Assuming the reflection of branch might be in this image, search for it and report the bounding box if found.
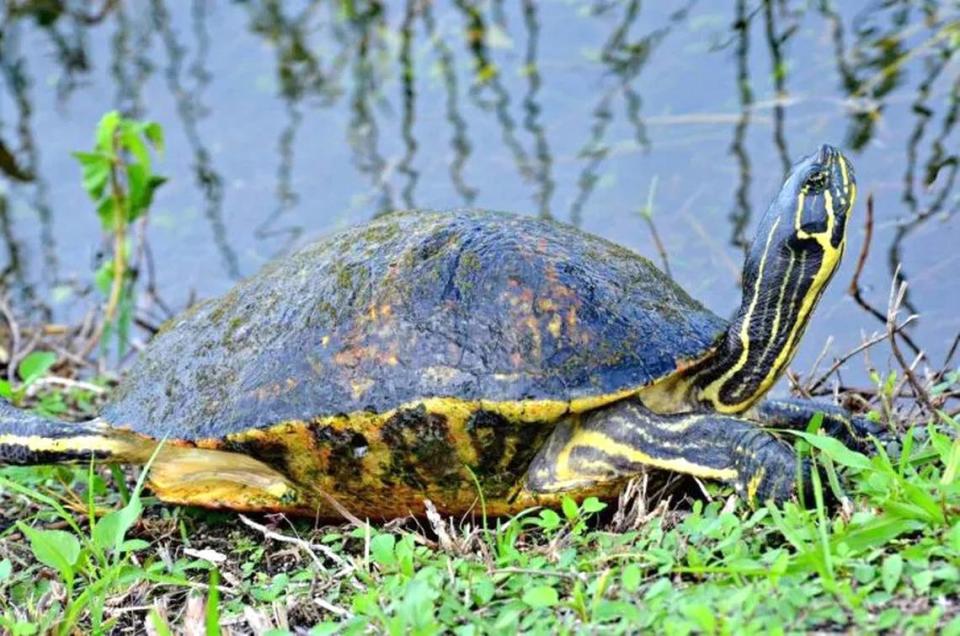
[520,0,554,220]
[0,138,33,181]
[152,0,240,279]
[421,3,476,205]
[397,0,419,209]
[569,0,663,226]
[761,0,793,175]
[255,100,304,247]
[0,195,23,289]
[728,0,753,257]
[346,6,394,215]
[455,0,534,192]
[0,19,59,284]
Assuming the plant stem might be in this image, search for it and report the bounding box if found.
[104,154,127,324]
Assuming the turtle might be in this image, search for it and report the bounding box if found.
[0,144,884,519]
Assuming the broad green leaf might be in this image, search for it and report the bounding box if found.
[561,496,579,520]
[72,151,111,199]
[94,261,113,295]
[126,162,148,220]
[941,438,960,485]
[537,509,561,530]
[522,585,558,608]
[0,380,12,399]
[833,516,920,555]
[621,563,641,592]
[93,496,143,555]
[0,559,11,581]
[120,539,150,553]
[882,554,903,593]
[97,197,119,231]
[370,533,396,568]
[142,122,165,153]
[791,431,873,470]
[121,124,151,171]
[96,111,120,153]
[17,351,56,385]
[581,497,607,514]
[471,577,495,605]
[18,523,80,584]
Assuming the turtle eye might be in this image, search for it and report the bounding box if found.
[803,170,829,194]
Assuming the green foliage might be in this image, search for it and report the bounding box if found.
[72,111,166,360]
[0,350,56,405]
[3,400,959,632]
[0,445,191,635]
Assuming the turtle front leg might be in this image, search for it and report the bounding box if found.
[525,398,807,504]
[751,398,894,455]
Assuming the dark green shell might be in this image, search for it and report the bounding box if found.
[103,210,727,439]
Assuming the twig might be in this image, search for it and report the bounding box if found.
[639,175,672,278]
[238,514,348,569]
[26,376,108,395]
[309,487,366,528]
[943,331,960,369]
[849,194,922,356]
[314,597,352,618]
[807,318,917,394]
[885,272,936,418]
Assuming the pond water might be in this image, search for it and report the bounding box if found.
[0,1,958,389]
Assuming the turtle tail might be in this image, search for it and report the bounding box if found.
[0,398,151,466]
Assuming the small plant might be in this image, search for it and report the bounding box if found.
[73,111,166,360]
[0,350,57,406]
[0,447,188,635]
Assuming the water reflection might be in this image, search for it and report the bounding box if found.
[0,0,957,380]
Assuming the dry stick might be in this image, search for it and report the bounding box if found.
[643,214,672,279]
[238,514,349,570]
[885,273,938,419]
[802,335,835,391]
[943,331,960,369]
[807,318,917,394]
[848,193,923,357]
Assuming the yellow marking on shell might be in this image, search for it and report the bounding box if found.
[351,378,375,400]
[547,429,738,489]
[698,215,782,413]
[547,314,563,338]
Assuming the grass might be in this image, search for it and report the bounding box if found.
[0,373,959,634]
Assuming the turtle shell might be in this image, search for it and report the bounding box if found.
[103,210,727,440]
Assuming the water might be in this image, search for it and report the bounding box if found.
[0,1,958,390]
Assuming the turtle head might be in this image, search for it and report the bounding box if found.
[767,143,856,264]
[690,145,856,413]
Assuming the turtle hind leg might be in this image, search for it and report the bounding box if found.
[147,446,306,513]
[524,398,803,504]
